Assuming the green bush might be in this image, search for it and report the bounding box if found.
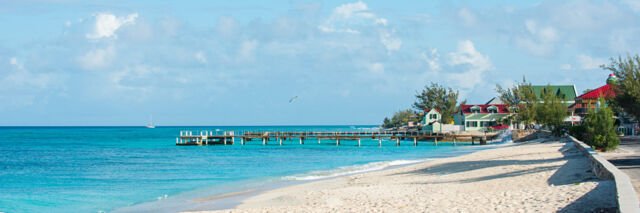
[583,98,620,151]
[567,125,587,141]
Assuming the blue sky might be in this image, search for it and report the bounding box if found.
[1,0,639,126]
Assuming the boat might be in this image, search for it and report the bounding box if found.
[146,115,155,128]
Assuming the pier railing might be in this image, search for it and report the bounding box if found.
[176,130,501,146]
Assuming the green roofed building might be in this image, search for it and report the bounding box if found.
[527,85,577,107]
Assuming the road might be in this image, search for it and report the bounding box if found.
[600,136,640,201]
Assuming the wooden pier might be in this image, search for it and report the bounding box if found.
[176,130,501,146]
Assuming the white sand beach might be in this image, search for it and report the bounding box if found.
[194,138,617,212]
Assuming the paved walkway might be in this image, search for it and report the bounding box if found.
[600,136,640,201]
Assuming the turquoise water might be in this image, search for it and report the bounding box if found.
[0,126,497,212]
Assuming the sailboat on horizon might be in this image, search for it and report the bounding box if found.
[145,115,155,128]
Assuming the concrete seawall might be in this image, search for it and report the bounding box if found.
[568,135,640,212]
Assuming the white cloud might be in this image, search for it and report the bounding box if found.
[380,31,402,53]
[577,54,607,70]
[560,64,572,70]
[420,48,440,71]
[375,18,388,26]
[216,16,237,37]
[9,57,24,70]
[447,40,493,90]
[623,0,640,12]
[458,8,476,26]
[195,51,207,64]
[318,1,375,34]
[333,1,373,20]
[238,40,258,62]
[515,20,559,56]
[318,1,402,54]
[366,62,384,75]
[0,57,64,107]
[77,46,116,70]
[86,13,138,39]
[317,25,360,34]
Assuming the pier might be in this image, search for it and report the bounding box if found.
[176,130,500,146]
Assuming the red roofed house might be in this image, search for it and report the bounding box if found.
[571,74,617,117]
[454,104,511,132]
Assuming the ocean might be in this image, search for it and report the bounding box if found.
[0,126,505,212]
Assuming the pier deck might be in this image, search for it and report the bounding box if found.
[176,130,501,146]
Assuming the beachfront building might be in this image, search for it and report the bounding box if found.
[422,109,441,125]
[421,109,444,133]
[454,104,510,132]
[571,74,617,117]
[529,85,578,107]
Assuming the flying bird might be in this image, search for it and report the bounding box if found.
[289,96,298,103]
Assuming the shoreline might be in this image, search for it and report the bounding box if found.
[190,137,617,212]
[115,132,511,213]
[168,134,510,212]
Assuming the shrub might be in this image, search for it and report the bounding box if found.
[567,125,587,141]
[583,98,620,151]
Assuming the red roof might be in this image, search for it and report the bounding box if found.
[458,104,510,114]
[425,109,440,112]
[578,84,615,99]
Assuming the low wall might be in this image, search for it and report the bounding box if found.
[568,135,640,212]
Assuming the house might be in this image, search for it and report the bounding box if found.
[423,108,441,125]
[571,74,616,116]
[454,104,510,132]
[421,109,441,133]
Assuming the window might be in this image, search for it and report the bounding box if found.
[487,106,498,113]
[470,106,481,113]
[466,121,478,127]
[430,114,437,119]
[480,121,493,127]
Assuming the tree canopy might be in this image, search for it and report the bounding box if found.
[601,55,640,120]
[536,85,568,135]
[382,109,419,128]
[413,82,461,124]
[495,77,537,125]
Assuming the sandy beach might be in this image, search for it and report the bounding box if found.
[193,138,617,212]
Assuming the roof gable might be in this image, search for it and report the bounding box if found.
[578,84,615,99]
[424,108,440,113]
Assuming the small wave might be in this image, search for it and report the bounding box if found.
[282,159,427,181]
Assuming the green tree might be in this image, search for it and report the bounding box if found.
[413,82,461,124]
[535,85,567,136]
[601,55,640,119]
[495,77,537,126]
[382,109,419,128]
[583,98,620,151]
[382,117,392,128]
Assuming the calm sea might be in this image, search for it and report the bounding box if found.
[0,126,505,212]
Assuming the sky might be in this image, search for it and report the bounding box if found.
[1,0,639,126]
